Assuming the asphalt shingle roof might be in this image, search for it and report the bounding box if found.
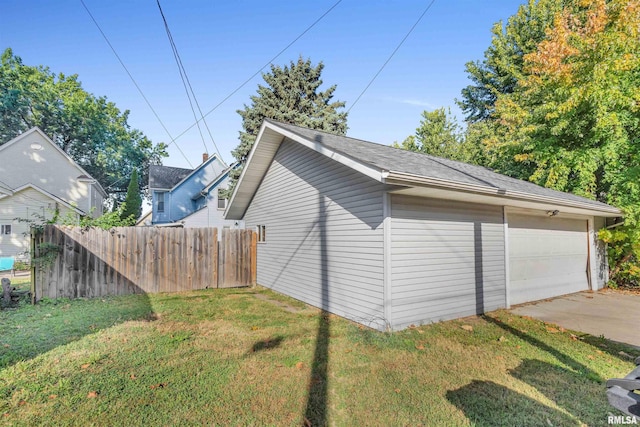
[149,165,193,190]
[269,120,614,210]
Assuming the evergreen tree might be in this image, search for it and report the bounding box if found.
[394,108,485,166]
[229,57,348,191]
[120,169,141,223]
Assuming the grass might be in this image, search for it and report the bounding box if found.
[0,285,637,426]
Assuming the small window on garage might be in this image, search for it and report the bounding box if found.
[1,225,11,235]
[256,225,266,242]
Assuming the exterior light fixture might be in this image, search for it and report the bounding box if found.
[547,210,560,217]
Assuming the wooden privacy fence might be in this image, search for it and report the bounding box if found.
[32,225,257,301]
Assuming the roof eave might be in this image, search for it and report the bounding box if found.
[225,121,386,220]
[385,171,622,217]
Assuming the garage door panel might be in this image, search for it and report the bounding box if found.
[509,213,589,305]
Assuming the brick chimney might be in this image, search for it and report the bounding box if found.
[202,153,209,163]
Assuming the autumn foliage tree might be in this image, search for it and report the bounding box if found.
[487,0,640,286]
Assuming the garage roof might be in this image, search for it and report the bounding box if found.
[226,120,622,219]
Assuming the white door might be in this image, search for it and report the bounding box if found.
[509,213,589,305]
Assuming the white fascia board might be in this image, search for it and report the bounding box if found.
[385,171,621,217]
[225,122,280,220]
[225,121,388,220]
[266,122,385,183]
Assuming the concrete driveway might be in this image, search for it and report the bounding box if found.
[511,290,640,349]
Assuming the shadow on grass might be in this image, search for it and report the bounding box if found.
[511,358,616,425]
[304,311,330,426]
[482,315,602,382]
[303,192,331,426]
[250,335,284,353]
[0,293,154,370]
[447,380,575,427]
[579,334,640,363]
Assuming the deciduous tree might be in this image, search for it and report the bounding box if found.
[0,48,167,204]
[490,0,640,285]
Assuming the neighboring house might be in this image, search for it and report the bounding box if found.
[226,119,622,331]
[0,127,106,258]
[149,153,242,229]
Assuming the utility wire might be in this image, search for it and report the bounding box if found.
[79,0,194,168]
[168,0,343,146]
[156,0,212,157]
[347,0,437,113]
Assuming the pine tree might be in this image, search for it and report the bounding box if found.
[120,169,141,223]
[229,57,348,191]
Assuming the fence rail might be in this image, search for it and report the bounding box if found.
[32,225,256,301]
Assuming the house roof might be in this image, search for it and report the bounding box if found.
[149,165,193,190]
[226,120,621,220]
[0,127,108,197]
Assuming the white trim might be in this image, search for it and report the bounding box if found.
[504,206,595,221]
[225,123,279,219]
[382,192,392,330]
[386,171,621,216]
[9,184,85,215]
[169,154,226,192]
[587,217,598,290]
[503,206,511,309]
[267,122,384,183]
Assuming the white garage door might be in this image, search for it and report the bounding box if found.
[509,213,589,305]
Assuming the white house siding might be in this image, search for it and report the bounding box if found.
[0,188,76,258]
[0,131,94,213]
[182,187,244,231]
[390,195,506,329]
[243,139,387,329]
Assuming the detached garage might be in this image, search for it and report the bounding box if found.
[226,120,621,331]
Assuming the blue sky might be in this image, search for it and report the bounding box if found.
[1,1,524,169]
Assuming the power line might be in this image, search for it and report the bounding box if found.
[156,0,211,157]
[347,0,437,113]
[168,0,344,146]
[79,0,194,168]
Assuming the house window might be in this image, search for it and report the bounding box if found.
[256,225,266,242]
[217,189,227,210]
[157,192,165,213]
[1,225,11,235]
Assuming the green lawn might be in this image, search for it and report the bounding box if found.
[0,286,636,426]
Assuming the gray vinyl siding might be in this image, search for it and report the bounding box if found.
[244,139,387,329]
[390,195,506,329]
